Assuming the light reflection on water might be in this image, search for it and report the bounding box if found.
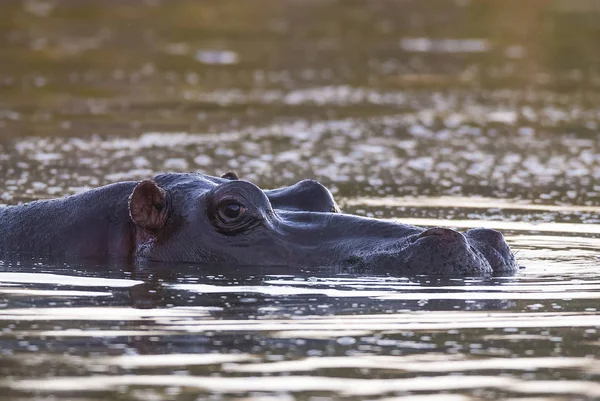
[1,0,600,400]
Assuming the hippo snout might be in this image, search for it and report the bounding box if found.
[465,228,516,273]
[395,226,517,275]
[399,226,490,275]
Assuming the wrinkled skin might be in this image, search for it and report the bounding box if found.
[0,172,518,276]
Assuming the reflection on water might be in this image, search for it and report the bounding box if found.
[0,258,599,400]
[1,0,600,400]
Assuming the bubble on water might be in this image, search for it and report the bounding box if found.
[400,37,490,53]
[32,153,61,162]
[30,182,47,191]
[163,158,188,171]
[505,45,526,59]
[195,50,239,65]
[406,157,434,172]
[488,111,517,124]
[193,155,212,166]
[336,337,356,345]
[132,157,150,168]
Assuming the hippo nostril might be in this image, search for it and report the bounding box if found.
[417,227,466,243]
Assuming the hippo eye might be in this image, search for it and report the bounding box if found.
[217,201,246,222]
[209,183,264,235]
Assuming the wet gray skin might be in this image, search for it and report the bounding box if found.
[0,172,516,276]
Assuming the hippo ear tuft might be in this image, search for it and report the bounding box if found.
[129,180,169,230]
[221,171,239,180]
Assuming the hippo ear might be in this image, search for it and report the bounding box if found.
[221,171,239,180]
[128,180,169,230]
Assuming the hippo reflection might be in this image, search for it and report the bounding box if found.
[0,172,517,275]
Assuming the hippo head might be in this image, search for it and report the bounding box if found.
[127,173,517,276]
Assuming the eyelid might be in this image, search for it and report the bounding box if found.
[214,192,246,204]
[217,198,246,211]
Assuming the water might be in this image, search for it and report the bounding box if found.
[1,1,599,400]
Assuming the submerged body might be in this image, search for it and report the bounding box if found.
[0,172,517,275]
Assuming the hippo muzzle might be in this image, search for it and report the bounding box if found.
[263,211,517,275]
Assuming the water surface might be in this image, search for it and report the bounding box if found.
[0,1,599,400]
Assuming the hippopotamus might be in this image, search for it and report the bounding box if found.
[0,172,517,275]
